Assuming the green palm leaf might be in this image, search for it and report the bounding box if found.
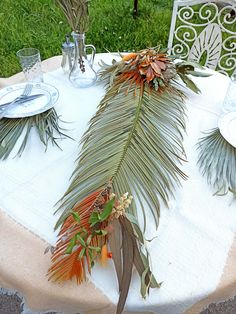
[55,61,187,229]
[197,128,236,196]
[0,108,70,159]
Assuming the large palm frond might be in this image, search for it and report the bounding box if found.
[50,49,205,314]
[55,71,187,229]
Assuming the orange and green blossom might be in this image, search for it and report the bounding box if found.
[121,48,171,85]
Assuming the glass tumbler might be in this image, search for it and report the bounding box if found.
[16,48,43,82]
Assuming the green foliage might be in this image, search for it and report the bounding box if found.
[71,211,81,223]
[176,60,212,94]
[0,0,173,77]
[0,108,70,159]
[65,230,102,257]
[65,234,77,253]
[89,198,115,227]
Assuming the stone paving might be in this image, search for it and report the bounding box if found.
[1,291,236,314]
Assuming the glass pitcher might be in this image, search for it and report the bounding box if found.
[69,32,97,88]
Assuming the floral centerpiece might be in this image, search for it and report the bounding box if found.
[48,47,208,313]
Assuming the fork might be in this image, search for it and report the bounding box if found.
[0,84,33,119]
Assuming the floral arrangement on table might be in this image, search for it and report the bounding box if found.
[47,46,209,314]
[51,1,236,313]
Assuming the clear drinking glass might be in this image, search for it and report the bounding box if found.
[16,48,43,82]
[223,74,236,112]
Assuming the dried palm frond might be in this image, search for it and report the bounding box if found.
[0,108,70,159]
[49,189,160,314]
[50,48,204,314]
[56,0,89,33]
[197,128,236,196]
[48,188,110,283]
[55,49,188,229]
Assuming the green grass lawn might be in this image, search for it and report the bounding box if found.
[0,0,173,77]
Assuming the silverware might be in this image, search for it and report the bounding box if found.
[0,94,44,109]
[0,84,33,119]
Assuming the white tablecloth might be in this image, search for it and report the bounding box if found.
[0,53,235,314]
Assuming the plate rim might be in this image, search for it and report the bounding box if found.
[0,82,59,118]
[218,111,236,148]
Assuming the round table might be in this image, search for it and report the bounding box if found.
[0,53,236,314]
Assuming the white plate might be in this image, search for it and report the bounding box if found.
[0,82,59,118]
[218,112,236,148]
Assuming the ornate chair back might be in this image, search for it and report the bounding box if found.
[168,0,236,76]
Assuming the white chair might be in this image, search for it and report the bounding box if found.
[168,0,236,76]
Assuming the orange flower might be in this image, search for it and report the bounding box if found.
[100,244,108,266]
[107,252,113,258]
[122,53,137,62]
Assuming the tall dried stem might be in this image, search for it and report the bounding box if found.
[56,0,89,33]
